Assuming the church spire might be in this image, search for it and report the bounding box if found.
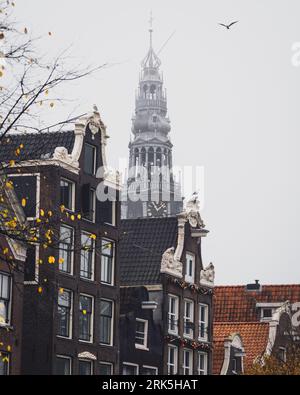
[141,12,161,70]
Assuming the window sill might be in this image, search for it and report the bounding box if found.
[57,335,73,341]
[168,331,179,337]
[198,338,209,343]
[79,339,93,344]
[135,345,149,351]
[100,343,113,348]
[0,323,12,330]
[183,334,194,340]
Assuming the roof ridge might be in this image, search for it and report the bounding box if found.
[215,284,300,288]
[214,321,269,325]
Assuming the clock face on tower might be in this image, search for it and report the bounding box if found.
[147,201,168,218]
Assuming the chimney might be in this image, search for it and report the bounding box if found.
[245,280,261,292]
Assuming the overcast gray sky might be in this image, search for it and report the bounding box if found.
[15,0,300,285]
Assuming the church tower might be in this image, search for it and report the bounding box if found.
[123,23,183,219]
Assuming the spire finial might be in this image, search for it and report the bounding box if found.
[149,11,154,48]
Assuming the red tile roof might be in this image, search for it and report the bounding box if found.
[214,285,300,322]
[213,322,270,374]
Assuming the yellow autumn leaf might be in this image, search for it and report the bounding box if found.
[21,198,27,207]
[48,256,55,264]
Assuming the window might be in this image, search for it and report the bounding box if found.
[167,345,178,375]
[100,299,113,346]
[79,295,93,342]
[101,240,115,285]
[262,308,273,319]
[184,300,194,339]
[168,295,179,335]
[59,225,74,274]
[197,352,208,375]
[99,362,113,375]
[79,360,93,375]
[185,253,195,283]
[57,289,72,338]
[0,273,11,325]
[84,144,96,175]
[83,188,96,222]
[10,175,38,219]
[56,356,72,375]
[135,319,148,350]
[0,352,9,375]
[278,347,287,363]
[123,363,138,375]
[141,366,158,375]
[80,233,95,280]
[199,304,209,341]
[232,358,237,373]
[183,349,193,375]
[60,179,75,211]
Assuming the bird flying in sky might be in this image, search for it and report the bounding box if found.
[219,21,239,30]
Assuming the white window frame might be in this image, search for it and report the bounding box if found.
[184,299,194,339]
[197,352,208,375]
[167,345,178,375]
[104,200,116,227]
[80,232,95,281]
[78,359,93,375]
[101,239,115,286]
[0,272,12,327]
[24,244,40,285]
[99,362,113,375]
[60,178,75,212]
[57,288,73,340]
[183,349,193,375]
[185,252,195,284]
[135,319,149,350]
[142,365,158,375]
[59,224,75,276]
[122,362,139,375]
[56,355,72,375]
[100,299,114,347]
[168,294,179,335]
[79,294,94,344]
[198,303,209,342]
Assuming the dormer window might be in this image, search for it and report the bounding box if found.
[185,253,195,284]
[84,144,96,175]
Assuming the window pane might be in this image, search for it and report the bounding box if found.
[84,144,96,175]
[123,364,138,375]
[80,233,94,280]
[79,295,93,341]
[142,367,157,375]
[60,180,73,210]
[0,274,10,325]
[59,226,73,274]
[135,320,146,346]
[101,240,114,284]
[100,300,113,345]
[79,360,92,375]
[99,363,112,375]
[57,290,71,338]
[56,357,71,375]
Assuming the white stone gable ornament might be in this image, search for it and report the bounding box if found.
[88,105,102,137]
[161,247,183,278]
[200,263,215,288]
[185,192,205,228]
